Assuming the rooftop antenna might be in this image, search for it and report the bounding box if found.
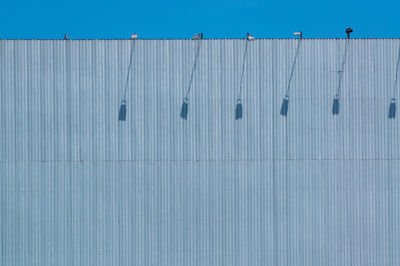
[280,31,302,117]
[332,27,353,115]
[180,33,203,120]
[235,32,255,120]
[118,33,138,121]
[389,46,400,119]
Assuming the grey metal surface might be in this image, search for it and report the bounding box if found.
[0,39,399,265]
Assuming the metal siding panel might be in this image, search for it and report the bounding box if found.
[1,39,400,265]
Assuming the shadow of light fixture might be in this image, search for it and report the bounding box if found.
[180,33,203,120]
[118,100,127,121]
[280,94,289,116]
[235,33,255,120]
[389,98,397,119]
[235,99,243,120]
[280,31,302,117]
[118,34,138,121]
[180,97,189,120]
[332,28,352,116]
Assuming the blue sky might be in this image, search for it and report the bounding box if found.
[1,0,399,39]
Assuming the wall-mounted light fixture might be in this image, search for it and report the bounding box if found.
[293,32,302,39]
[192,33,203,40]
[346,28,353,39]
[247,32,255,41]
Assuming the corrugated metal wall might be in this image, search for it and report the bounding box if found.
[0,39,399,265]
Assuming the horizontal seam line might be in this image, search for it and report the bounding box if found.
[0,158,399,164]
